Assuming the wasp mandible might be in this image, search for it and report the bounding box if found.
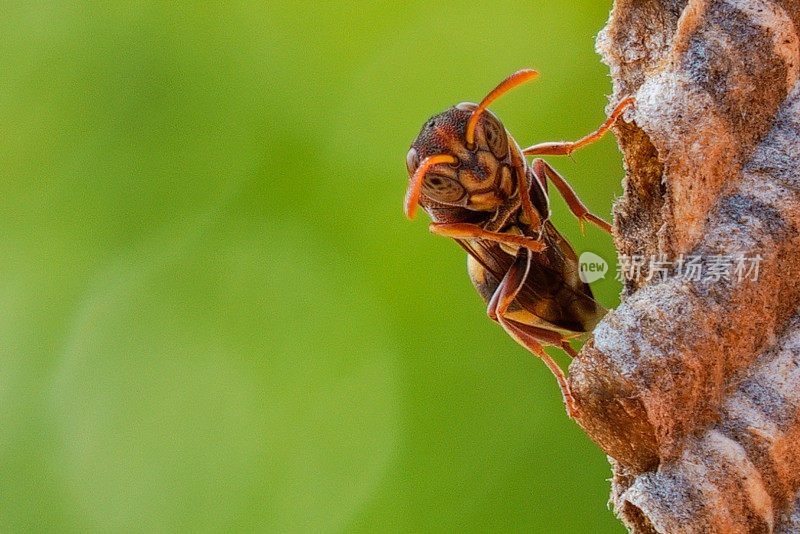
[404,69,633,417]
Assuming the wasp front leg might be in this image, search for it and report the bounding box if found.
[484,250,579,418]
[429,223,546,253]
[530,159,612,234]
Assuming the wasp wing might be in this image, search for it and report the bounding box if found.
[457,221,606,336]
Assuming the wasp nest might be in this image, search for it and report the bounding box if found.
[569,0,800,532]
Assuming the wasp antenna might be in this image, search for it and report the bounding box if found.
[404,154,459,219]
[465,69,539,148]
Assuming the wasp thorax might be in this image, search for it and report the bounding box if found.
[406,105,515,213]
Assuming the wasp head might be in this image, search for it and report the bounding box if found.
[404,69,538,220]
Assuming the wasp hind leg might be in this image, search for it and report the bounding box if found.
[486,251,579,418]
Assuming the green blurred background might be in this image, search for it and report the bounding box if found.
[1,1,627,532]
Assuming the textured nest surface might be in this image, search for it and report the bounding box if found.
[569,1,800,532]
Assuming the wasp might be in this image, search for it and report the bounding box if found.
[404,69,633,417]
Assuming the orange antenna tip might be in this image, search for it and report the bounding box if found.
[465,69,539,148]
[404,154,458,219]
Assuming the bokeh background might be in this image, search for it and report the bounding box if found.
[2,1,627,532]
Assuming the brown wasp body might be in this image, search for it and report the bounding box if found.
[404,70,632,417]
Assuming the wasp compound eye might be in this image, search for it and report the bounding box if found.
[421,173,466,204]
[404,153,459,219]
[406,148,420,175]
[482,114,509,158]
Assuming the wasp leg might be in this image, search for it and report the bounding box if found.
[561,341,579,359]
[429,223,546,253]
[486,251,579,418]
[530,158,612,234]
[509,141,545,231]
[521,97,633,157]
